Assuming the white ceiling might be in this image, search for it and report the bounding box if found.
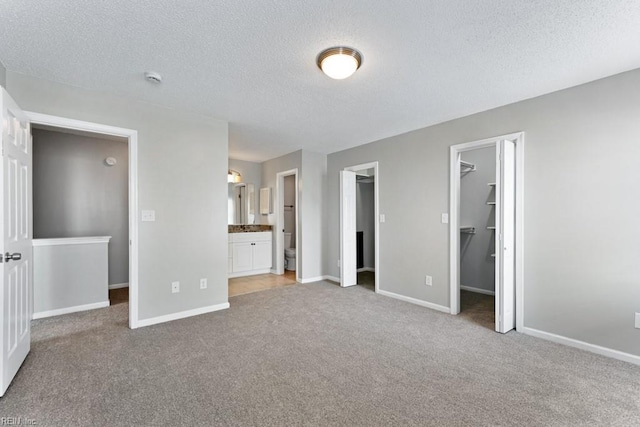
[1,1,639,162]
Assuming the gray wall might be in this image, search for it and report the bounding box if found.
[32,129,129,285]
[228,158,262,224]
[0,60,6,88]
[326,69,640,357]
[300,150,326,280]
[7,71,229,321]
[33,241,109,314]
[460,147,496,293]
[356,182,375,269]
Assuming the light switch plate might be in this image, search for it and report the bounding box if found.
[635,313,640,329]
[441,213,449,224]
[141,210,156,222]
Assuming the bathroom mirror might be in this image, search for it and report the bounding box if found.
[228,183,255,225]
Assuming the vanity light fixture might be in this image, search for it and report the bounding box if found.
[228,169,242,183]
[317,47,362,80]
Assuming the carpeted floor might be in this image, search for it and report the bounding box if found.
[2,281,640,426]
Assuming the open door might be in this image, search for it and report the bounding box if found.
[0,87,32,396]
[495,139,515,333]
[340,170,357,287]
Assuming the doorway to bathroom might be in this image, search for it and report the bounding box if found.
[340,161,379,292]
[275,168,299,282]
[449,133,524,333]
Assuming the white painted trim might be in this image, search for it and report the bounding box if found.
[522,327,640,366]
[228,269,272,279]
[108,282,129,290]
[377,290,450,314]
[460,285,495,296]
[323,275,341,283]
[357,267,375,273]
[33,301,110,319]
[343,161,380,293]
[26,111,140,330]
[270,269,278,275]
[33,236,111,246]
[275,168,299,281]
[298,276,326,284]
[136,302,230,328]
[449,132,524,329]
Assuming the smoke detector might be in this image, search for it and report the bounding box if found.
[144,71,162,84]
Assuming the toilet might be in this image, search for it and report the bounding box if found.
[284,232,296,271]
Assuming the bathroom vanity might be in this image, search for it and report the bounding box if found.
[228,225,273,278]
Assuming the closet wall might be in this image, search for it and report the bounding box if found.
[460,147,496,294]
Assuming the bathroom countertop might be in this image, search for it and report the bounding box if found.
[228,224,273,233]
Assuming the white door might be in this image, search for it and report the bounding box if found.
[495,139,516,333]
[340,170,357,287]
[0,88,32,396]
[252,241,272,270]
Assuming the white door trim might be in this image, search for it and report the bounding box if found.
[449,132,524,331]
[275,168,299,281]
[25,112,140,329]
[342,161,380,293]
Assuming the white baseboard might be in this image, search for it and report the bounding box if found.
[322,275,340,283]
[298,276,326,284]
[357,267,375,273]
[33,300,110,320]
[109,282,129,290]
[136,302,230,328]
[270,269,278,274]
[377,290,450,314]
[460,285,495,296]
[522,327,640,366]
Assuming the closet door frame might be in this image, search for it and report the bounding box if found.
[449,132,525,332]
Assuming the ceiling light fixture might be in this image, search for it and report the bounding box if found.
[317,47,362,80]
[228,169,242,183]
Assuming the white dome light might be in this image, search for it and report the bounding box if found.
[317,47,362,80]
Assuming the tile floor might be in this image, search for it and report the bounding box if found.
[228,270,297,297]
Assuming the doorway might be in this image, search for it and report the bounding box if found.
[26,112,140,329]
[275,168,299,281]
[449,133,524,333]
[340,161,380,292]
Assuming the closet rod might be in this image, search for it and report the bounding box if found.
[460,160,476,171]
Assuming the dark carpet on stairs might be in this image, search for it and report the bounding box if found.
[2,281,639,426]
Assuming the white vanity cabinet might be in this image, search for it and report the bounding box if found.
[229,232,272,278]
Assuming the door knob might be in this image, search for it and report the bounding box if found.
[4,252,21,262]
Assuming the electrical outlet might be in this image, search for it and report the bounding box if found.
[200,278,207,289]
[380,214,386,223]
[441,213,449,224]
[171,281,180,293]
[425,275,433,286]
[635,313,640,329]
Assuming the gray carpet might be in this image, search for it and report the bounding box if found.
[2,281,640,426]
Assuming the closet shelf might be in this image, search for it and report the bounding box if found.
[487,226,496,230]
[460,226,476,234]
[487,182,496,186]
[486,201,496,205]
[490,254,496,258]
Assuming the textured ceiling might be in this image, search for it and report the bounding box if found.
[1,1,639,162]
